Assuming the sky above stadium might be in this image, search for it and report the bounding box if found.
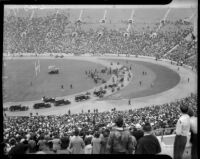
[5,0,197,9]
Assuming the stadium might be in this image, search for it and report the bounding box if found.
[2,2,197,158]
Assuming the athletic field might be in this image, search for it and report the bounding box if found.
[3,59,111,103]
[3,55,197,116]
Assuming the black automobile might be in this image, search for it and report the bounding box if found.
[75,94,90,102]
[33,103,51,109]
[54,99,71,106]
[9,105,20,112]
[20,106,29,111]
[9,105,29,112]
[108,83,117,88]
[48,69,59,74]
[93,90,106,97]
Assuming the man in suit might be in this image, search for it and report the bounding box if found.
[135,122,161,154]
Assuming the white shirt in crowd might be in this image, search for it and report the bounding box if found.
[175,114,190,137]
[69,136,85,154]
[84,144,92,154]
[190,116,197,134]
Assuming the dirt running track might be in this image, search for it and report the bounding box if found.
[4,55,197,116]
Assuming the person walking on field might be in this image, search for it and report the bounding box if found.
[61,85,64,89]
[128,99,131,105]
[173,105,190,159]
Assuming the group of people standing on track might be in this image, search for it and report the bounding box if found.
[85,68,111,84]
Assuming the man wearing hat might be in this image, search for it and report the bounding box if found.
[132,123,144,142]
[135,122,161,154]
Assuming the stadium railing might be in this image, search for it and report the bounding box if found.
[155,127,191,159]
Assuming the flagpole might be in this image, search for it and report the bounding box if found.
[38,60,40,72]
[35,61,37,77]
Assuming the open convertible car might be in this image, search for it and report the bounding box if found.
[48,65,59,74]
[42,96,56,103]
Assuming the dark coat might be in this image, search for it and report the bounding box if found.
[135,134,161,154]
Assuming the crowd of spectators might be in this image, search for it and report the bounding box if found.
[3,93,197,155]
[3,10,197,156]
[4,12,197,68]
[164,38,197,68]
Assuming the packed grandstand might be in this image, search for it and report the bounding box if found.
[3,7,197,69]
[2,5,197,158]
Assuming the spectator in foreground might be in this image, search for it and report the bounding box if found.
[37,134,46,151]
[1,142,10,155]
[106,116,134,154]
[8,139,30,158]
[69,128,85,154]
[187,108,197,159]
[28,136,36,153]
[132,123,144,142]
[173,105,190,159]
[36,141,55,154]
[7,138,17,154]
[56,136,71,154]
[84,137,92,154]
[91,131,101,154]
[129,129,137,154]
[135,122,161,154]
[100,128,110,154]
[51,133,61,152]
